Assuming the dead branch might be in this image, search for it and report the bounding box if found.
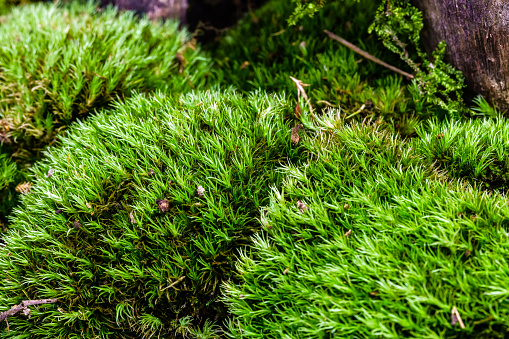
[0,299,58,322]
[324,30,414,80]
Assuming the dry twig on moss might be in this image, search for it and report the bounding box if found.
[0,299,58,322]
[324,30,414,80]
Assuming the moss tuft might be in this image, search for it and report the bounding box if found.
[224,114,509,338]
[0,1,213,220]
[0,89,303,338]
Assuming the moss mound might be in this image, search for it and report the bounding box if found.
[0,89,304,338]
[416,118,509,192]
[0,1,212,219]
[224,116,509,338]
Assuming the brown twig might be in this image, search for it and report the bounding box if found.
[324,30,414,80]
[0,299,58,322]
[289,76,313,113]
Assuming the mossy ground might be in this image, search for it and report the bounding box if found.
[0,0,508,338]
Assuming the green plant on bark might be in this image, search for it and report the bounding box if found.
[289,0,466,118]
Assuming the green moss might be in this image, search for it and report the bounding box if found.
[214,0,421,124]
[415,118,509,192]
[0,89,303,338]
[224,115,509,338]
[0,1,213,220]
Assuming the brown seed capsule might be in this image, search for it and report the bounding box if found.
[291,124,304,145]
[73,220,81,230]
[156,199,169,213]
[296,200,308,213]
[343,203,350,210]
[436,133,444,139]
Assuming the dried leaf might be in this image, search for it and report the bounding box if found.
[296,200,308,213]
[291,124,304,145]
[197,185,205,197]
[295,103,302,119]
[130,210,137,224]
[289,76,313,113]
[156,199,169,213]
[73,220,81,230]
[15,182,32,194]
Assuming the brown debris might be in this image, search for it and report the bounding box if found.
[436,133,444,139]
[289,76,313,113]
[291,124,304,145]
[156,199,169,213]
[240,61,249,69]
[197,185,205,197]
[73,220,81,230]
[345,229,352,237]
[324,30,414,80]
[283,268,290,275]
[129,210,137,224]
[451,306,465,329]
[343,203,350,210]
[0,299,58,322]
[296,200,308,213]
[15,182,32,194]
[295,103,302,119]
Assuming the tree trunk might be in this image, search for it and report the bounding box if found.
[412,0,509,111]
[102,0,188,23]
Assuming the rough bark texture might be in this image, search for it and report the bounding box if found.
[101,0,188,23]
[412,0,509,110]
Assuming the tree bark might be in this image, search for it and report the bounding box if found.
[102,0,188,23]
[412,0,509,110]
